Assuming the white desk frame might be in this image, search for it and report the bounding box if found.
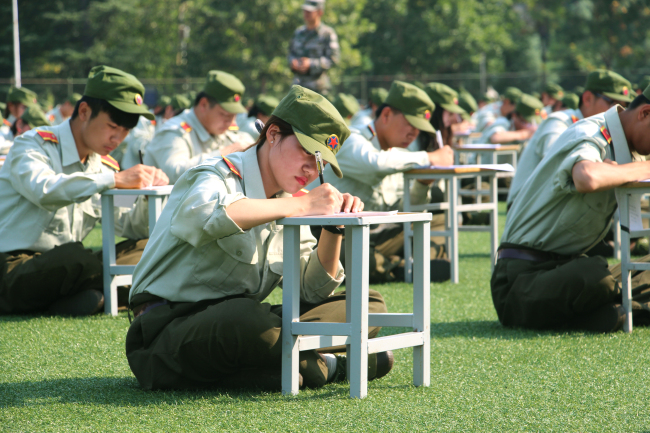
[100,188,171,316]
[403,169,500,284]
[278,213,432,399]
[453,145,519,201]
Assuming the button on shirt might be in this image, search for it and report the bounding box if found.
[317,122,431,211]
[508,108,584,206]
[0,120,149,253]
[129,145,344,305]
[503,106,641,255]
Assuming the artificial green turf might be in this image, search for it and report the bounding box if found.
[1,204,649,432]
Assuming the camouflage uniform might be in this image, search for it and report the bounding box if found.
[288,24,340,94]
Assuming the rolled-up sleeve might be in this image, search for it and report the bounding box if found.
[553,140,604,193]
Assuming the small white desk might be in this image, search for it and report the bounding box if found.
[403,166,505,284]
[453,144,520,200]
[101,186,172,315]
[278,212,432,399]
[615,182,650,332]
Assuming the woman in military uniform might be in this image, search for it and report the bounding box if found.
[125,86,392,391]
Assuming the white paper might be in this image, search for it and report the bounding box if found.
[456,144,509,149]
[143,185,174,193]
[296,210,399,218]
[423,164,514,172]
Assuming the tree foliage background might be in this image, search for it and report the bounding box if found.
[1,0,650,101]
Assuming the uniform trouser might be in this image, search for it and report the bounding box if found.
[0,239,147,314]
[125,290,387,390]
[491,252,650,330]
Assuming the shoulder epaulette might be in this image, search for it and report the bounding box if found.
[36,130,59,144]
[228,125,239,131]
[3,119,12,127]
[367,124,376,138]
[292,188,309,197]
[222,156,242,179]
[101,155,120,171]
[571,115,579,124]
[600,125,612,144]
[180,122,192,133]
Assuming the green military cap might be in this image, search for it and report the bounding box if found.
[0,102,6,111]
[170,94,191,112]
[158,95,172,107]
[384,80,436,133]
[7,86,37,105]
[333,93,360,118]
[543,83,564,99]
[531,92,541,100]
[574,86,585,95]
[638,76,650,92]
[302,0,324,11]
[584,69,634,103]
[412,81,426,90]
[503,87,522,103]
[21,104,50,128]
[458,88,478,118]
[370,88,388,106]
[561,92,580,110]
[515,94,545,122]
[254,94,280,116]
[424,83,466,115]
[272,85,350,178]
[84,65,154,120]
[203,70,246,114]
[67,93,82,105]
[478,93,493,103]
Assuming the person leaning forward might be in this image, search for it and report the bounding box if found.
[126,85,393,391]
[492,87,650,333]
[0,65,169,316]
[144,71,252,184]
[508,70,634,209]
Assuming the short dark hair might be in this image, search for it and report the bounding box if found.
[71,96,139,129]
[252,115,294,148]
[627,93,650,111]
[194,91,218,108]
[375,103,401,119]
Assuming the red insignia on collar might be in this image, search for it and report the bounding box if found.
[571,115,579,123]
[101,155,120,171]
[292,188,309,197]
[600,126,612,144]
[222,156,242,179]
[180,122,192,133]
[36,130,59,144]
[150,119,157,126]
[367,124,376,137]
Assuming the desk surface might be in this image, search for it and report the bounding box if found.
[406,165,513,175]
[454,144,521,152]
[102,185,174,196]
[278,212,432,226]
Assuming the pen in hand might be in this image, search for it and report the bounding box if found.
[139,150,144,165]
[435,130,444,150]
[314,151,325,185]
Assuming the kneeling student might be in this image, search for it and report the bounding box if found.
[0,66,168,316]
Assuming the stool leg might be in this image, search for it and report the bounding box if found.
[101,195,117,316]
[346,225,369,399]
[619,193,633,333]
[490,174,498,271]
[413,221,430,387]
[450,176,459,283]
[282,225,301,395]
[403,176,413,283]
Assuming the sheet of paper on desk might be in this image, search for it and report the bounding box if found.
[299,210,399,218]
[457,144,503,149]
[427,164,514,172]
[143,185,174,194]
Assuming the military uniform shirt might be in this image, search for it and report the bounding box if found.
[1,115,15,141]
[46,106,65,126]
[316,122,431,211]
[288,24,340,93]
[479,116,511,144]
[502,106,640,255]
[349,107,374,131]
[508,108,583,206]
[238,117,260,140]
[0,120,149,253]
[474,101,502,132]
[129,145,344,305]
[144,108,251,184]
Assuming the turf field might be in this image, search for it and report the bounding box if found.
[1,204,649,432]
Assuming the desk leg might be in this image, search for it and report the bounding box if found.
[101,195,118,316]
[346,225,369,399]
[619,193,633,333]
[281,225,301,395]
[403,176,413,283]
[450,176,459,284]
[412,221,430,387]
[490,174,498,271]
[148,196,164,237]
[613,211,621,261]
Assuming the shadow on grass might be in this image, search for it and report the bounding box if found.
[429,320,595,340]
[0,376,355,408]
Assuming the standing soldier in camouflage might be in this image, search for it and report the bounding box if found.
[288,0,340,95]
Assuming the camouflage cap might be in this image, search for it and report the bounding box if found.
[424,83,466,115]
[384,80,436,133]
[370,88,388,106]
[333,93,361,118]
[254,94,280,116]
[638,76,650,92]
[7,86,38,105]
[584,70,634,103]
[203,70,246,114]
[515,94,545,122]
[301,0,324,11]
[561,92,580,110]
[272,85,350,178]
[170,94,191,112]
[21,104,50,128]
[67,93,82,105]
[84,65,154,120]
[503,87,522,103]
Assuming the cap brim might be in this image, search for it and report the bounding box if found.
[441,103,466,115]
[293,127,343,179]
[220,101,248,114]
[404,114,435,133]
[602,92,635,103]
[108,100,155,120]
[301,5,319,11]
